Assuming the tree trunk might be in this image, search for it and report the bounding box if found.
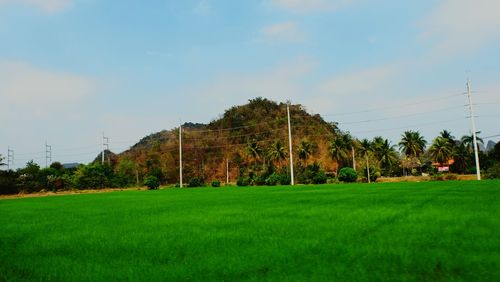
[366,154,371,184]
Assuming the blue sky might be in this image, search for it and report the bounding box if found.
[1,0,499,168]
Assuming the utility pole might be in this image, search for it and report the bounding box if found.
[7,147,14,170]
[366,155,371,184]
[102,133,109,165]
[179,122,183,188]
[466,79,481,180]
[226,158,229,185]
[45,141,52,168]
[352,147,356,170]
[287,101,295,186]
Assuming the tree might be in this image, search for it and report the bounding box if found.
[440,130,455,143]
[399,131,427,158]
[461,132,484,153]
[246,139,262,166]
[429,137,454,166]
[452,142,469,174]
[267,140,287,167]
[372,137,398,176]
[328,137,348,175]
[358,139,372,183]
[297,140,313,166]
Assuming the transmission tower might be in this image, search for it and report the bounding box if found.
[45,141,52,168]
[7,147,14,170]
[102,133,110,165]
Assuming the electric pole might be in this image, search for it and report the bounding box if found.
[466,79,481,180]
[179,122,183,188]
[45,141,52,168]
[287,101,295,186]
[226,158,229,185]
[7,147,14,170]
[102,133,109,165]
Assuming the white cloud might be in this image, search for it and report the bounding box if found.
[193,0,212,16]
[420,0,500,55]
[0,0,71,13]
[0,61,93,118]
[267,0,352,13]
[261,21,304,42]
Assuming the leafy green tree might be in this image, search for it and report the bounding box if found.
[429,137,454,166]
[267,140,287,167]
[246,139,262,166]
[358,139,373,183]
[338,167,357,183]
[144,175,160,190]
[372,137,398,176]
[328,137,348,175]
[399,131,427,158]
[461,133,484,153]
[452,143,469,174]
[297,140,313,165]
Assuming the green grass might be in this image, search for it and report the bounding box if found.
[1,181,499,281]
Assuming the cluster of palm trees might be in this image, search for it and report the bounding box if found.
[245,129,483,179]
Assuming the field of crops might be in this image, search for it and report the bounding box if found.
[1,181,499,281]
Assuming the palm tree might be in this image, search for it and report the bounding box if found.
[373,138,398,176]
[399,131,427,158]
[328,137,348,175]
[428,137,454,166]
[297,140,313,166]
[341,133,356,168]
[267,140,287,167]
[358,139,372,183]
[452,142,469,173]
[461,132,484,153]
[245,140,262,166]
[440,130,455,143]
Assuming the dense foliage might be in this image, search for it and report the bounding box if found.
[1,99,499,195]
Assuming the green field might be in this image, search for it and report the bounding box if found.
[1,181,499,281]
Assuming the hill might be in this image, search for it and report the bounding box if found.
[118,98,341,184]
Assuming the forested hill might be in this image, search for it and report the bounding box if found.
[117,97,341,184]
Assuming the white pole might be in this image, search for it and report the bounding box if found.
[467,79,481,180]
[287,102,295,186]
[179,123,183,187]
[226,158,229,185]
[352,147,356,170]
[366,154,371,184]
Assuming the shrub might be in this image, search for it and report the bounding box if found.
[144,176,160,190]
[485,164,500,179]
[444,173,458,180]
[338,167,357,183]
[211,179,221,187]
[312,171,328,184]
[279,174,291,185]
[265,173,280,186]
[237,177,250,187]
[188,177,204,188]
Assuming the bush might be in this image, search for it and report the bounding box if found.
[312,171,328,184]
[144,176,160,190]
[279,174,291,185]
[338,167,357,183]
[211,179,221,187]
[265,173,280,186]
[485,164,500,179]
[188,177,204,188]
[236,177,250,187]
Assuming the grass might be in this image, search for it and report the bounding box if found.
[0,181,499,281]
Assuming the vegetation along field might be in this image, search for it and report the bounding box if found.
[1,181,499,281]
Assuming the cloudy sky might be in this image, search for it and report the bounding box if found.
[1,0,499,168]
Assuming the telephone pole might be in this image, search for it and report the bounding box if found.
[45,141,52,168]
[102,133,109,165]
[7,147,14,170]
[287,101,295,186]
[179,122,183,188]
[466,79,481,180]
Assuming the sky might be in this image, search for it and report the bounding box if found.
[1,0,499,168]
